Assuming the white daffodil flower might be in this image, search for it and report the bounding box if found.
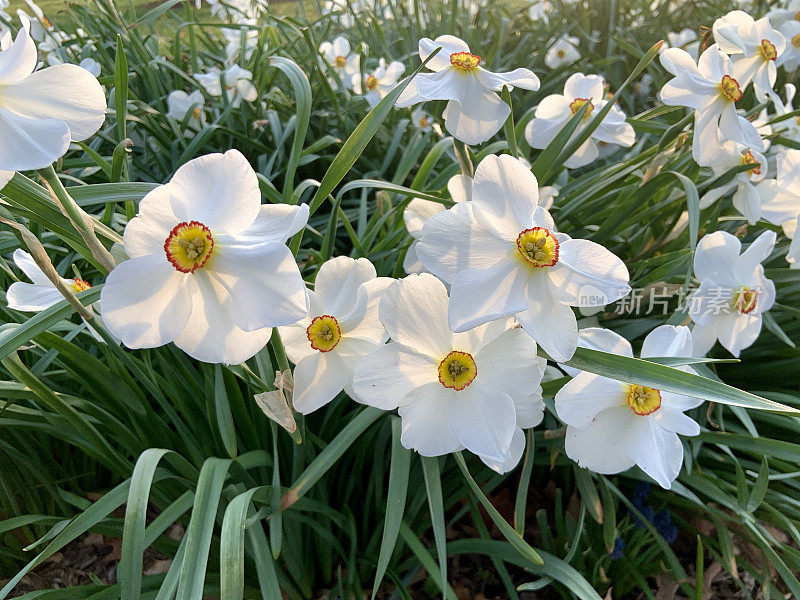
[194,65,257,108]
[689,230,777,357]
[319,36,361,90]
[411,106,434,132]
[700,141,766,224]
[6,249,108,342]
[395,35,540,146]
[222,21,261,62]
[0,28,105,172]
[712,11,786,103]
[100,150,309,365]
[415,154,630,362]
[758,149,800,268]
[785,217,800,268]
[278,257,392,414]
[526,0,551,23]
[774,84,800,143]
[555,325,702,489]
[659,45,764,166]
[767,0,800,28]
[352,58,405,107]
[524,73,635,168]
[352,273,545,471]
[664,28,700,61]
[777,19,800,71]
[544,35,581,70]
[403,174,472,274]
[167,90,206,132]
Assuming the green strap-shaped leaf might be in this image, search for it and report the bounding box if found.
[421,455,448,600]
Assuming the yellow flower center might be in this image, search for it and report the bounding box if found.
[192,107,202,120]
[626,384,662,416]
[719,74,743,102]
[793,33,800,48]
[732,286,759,314]
[569,97,594,117]
[306,315,342,352]
[450,51,481,71]
[419,116,430,128]
[70,278,91,293]
[795,9,800,20]
[335,55,347,68]
[437,350,477,391]
[760,38,777,61]
[164,221,214,273]
[557,49,566,58]
[742,150,761,175]
[516,227,559,268]
[365,75,379,91]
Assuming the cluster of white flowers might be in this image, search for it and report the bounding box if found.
[1,4,798,490]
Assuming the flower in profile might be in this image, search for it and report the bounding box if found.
[6,249,92,311]
[222,21,261,62]
[396,35,540,145]
[0,28,106,172]
[777,19,800,71]
[664,28,700,61]
[194,65,257,108]
[415,154,630,361]
[167,90,206,132]
[526,0,551,23]
[757,149,800,267]
[353,273,545,471]
[352,58,405,107]
[403,174,472,274]
[659,45,764,165]
[767,0,800,28]
[525,73,635,168]
[411,106,435,132]
[278,257,392,414]
[101,150,309,364]
[689,230,777,357]
[773,84,800,144]
[319,36,361,89]
[544,35,581,69]
[713,10,786,103]
[699,141,766,224]
[555,325,703,489]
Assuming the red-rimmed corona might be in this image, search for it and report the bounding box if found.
[306,314,342,352]
[437,350,477,391]
[163,221,214,273]
[516,227,560,268]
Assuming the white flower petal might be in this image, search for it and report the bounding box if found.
[473,327,542,398]
[442,81,509,145]
[0,105,69,171]
[734,230,776,282]
[237,203,309,244]
[292,351,349,414]
[12,249,52,285]
[6,282,64,311]
[315,256,376,317]
[419,35,470,71]
[449,383,516,462]
[123,186,182,259]
[515,273,578,362]
[480,427,525,473]
[694,230,741,284]
[398,382,463,456]
[476,67,540,92]
[0,29,36,84]
[640,324,694,359]
[470,153,540,236]
[564,406,637,474]
[548,238,630,306]
[626,418,684,489]
[555,372,627,428]
[352,343,438,409]
[654,407,701,437]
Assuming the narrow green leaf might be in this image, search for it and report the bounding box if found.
[421,456,448,600]
[214,365,238,458]
[746,456,770,513]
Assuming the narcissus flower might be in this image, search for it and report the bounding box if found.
[659,45,763,165]
[411,106,435,132]
[0,27,105,171]
[101,150,309,364]
[167,90,206,132]
[524,73,635,168]
[700,141,766,224]
[544,35,581,69]
[689,230,776,357]
[6,249,92,311]
[664,28,700,61]
[415,154,630,362]
[353,273,545,471]
[555,325,703,489]
[712,10,786,102]
[757,149,800,267]
[396,35,540,145]
[776,19,800,71]
[319,36,361,89]
[353,58,405,107]
[194,65,257,108]
[278,257,392,414]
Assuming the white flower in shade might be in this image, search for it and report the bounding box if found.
[167,90,206,131]
[785,217,800,268]
[352,273,545,471]
[699,141,766,224]
[750,107,772,150]
[689,230,777,357]
[194,65,257,108]
[0,28,105,172]
[712,11,786,103]
[777,20,800,71]
[665,28,700,61]
[659,45,763,166]
[79,57,101,77]
[415,154,630,362]
[774,84,800,143]
[526,0,551,23]
[767,0,800,28]
[403,174,471,274]
[634,73,654,97]
[319,36,360,89]
[395,35,540,146]
[352,58,405,107]
[6,249,93,311]
[544,35,580,70]
[411,106,434,132]
[278,257,392,414]
[524,73,635,168]
[555,325,702,489]
[758,149,800,268]
[100,150,309,365]
[222,22,261,62]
